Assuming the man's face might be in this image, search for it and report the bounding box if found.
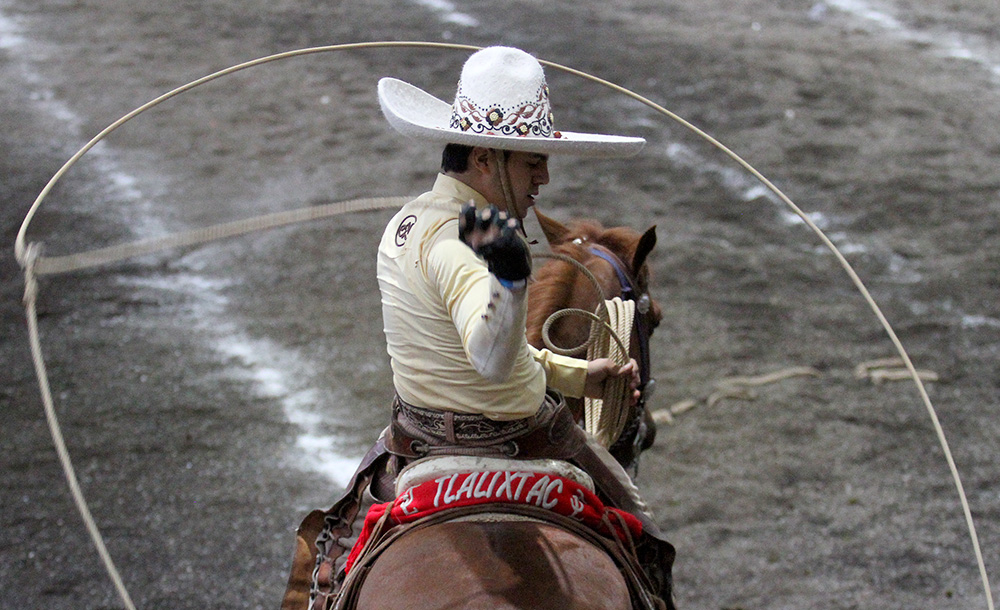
[501,151,550,219]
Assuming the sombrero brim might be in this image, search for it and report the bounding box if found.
[377,78,646,158]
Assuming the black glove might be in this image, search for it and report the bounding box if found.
[458,203,532,283]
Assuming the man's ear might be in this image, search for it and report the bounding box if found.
[470,146,492,175]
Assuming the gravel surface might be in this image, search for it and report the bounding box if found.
[2,1,998,609]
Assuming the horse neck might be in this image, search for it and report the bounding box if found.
[527,246,622,350]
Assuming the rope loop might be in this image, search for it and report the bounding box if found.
[533,250,609,357]
[13,41,993,610]
[585,298,636,447]
[530,251,636,445]
[539,308,594,356]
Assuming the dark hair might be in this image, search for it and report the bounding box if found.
[441,144,511,173]
[442,143,474,172]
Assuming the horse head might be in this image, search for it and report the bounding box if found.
[528,209,662,473]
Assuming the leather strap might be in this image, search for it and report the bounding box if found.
[385,393,585,461]
[280,435,391,610]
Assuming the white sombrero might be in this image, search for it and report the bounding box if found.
[377,46,645,158]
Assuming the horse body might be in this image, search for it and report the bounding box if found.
[336,212,663,610]
[355,520,631,610]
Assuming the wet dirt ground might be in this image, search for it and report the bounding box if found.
[2,1,999,609]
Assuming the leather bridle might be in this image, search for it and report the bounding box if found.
[586,244,655,404]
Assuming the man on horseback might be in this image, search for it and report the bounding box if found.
[282,46,676,610]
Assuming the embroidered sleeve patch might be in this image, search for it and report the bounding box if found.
[394,214,418,247]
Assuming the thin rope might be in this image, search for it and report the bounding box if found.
[15,41,485,267]
[21,244,138,610]
[18,196,408,610]
[13,41,991,610]
[530,250,635,445]
[534,251,607,357]
[538,307,630,371]
[31,196,408,276]
[534,54,993,610]
[546,303,632,445]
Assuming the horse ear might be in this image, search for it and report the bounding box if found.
[533,209,573,247]
[632,225,657,271]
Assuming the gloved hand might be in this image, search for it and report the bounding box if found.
[458,203,532,283]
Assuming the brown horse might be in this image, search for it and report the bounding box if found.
[527,210,661,472]
[342,214,663,610]
[284,213,667,610]
[354,519,633,609]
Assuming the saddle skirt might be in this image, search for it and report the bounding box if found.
[344,455,642,574]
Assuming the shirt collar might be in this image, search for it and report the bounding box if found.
[432,173,490,210]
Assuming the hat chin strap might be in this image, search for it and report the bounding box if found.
[490,149,527,237]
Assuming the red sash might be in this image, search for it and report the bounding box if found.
[345,469,643,573]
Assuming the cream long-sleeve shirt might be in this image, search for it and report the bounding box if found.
[377,173,588,420]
